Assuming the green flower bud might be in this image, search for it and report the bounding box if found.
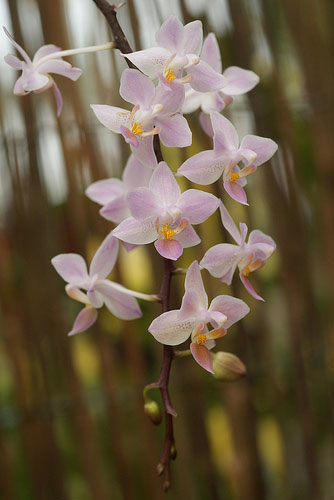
[144,399,162,425]
[212,352,247,382]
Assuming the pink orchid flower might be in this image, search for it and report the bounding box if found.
[182,33,259,136]
[200,203,276,301]
[122,16,226,92]
[149,261,249,373]
[177,111,278,205]
[86,155,152,224]
[112,162,219,261]
[51,233,142,335]
[91,68,191,169]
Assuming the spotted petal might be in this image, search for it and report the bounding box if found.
[90,104,129,134]
[122,47,170,79]
[178,150,226,185]
[148,310,197,346]
[112,216,157,245]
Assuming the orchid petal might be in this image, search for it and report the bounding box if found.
[239,273,264,301]
[13,75,28,95]
[121,126,139,147]
[148,310,196,346]
[199,112,214,137]
[201,33,221,73]
[223,180,248,205]
[223,66,259,95]
[33,44,61,62]
[89,232,119,279]
[200,243,241,283]
[240,135,278,167]
[149,162,181,206]
[209,295,250,329]
[181,20,203,56]
[188,60,226,92]
[154,238,183,260]
[177,150,225,185]
[211,111,239,151]
[156,16,184,52]
[182,88,203,114]
[86,178,124,205]
[174,225,201,248]
[130,136,157,170]
[219,202,242,244]
[178,189,219,224]
[90,104,129,133]
[100,196,129,223]
[123,155,152,190]
[120,68,155,108]
[190,343,214,373]
[185,261,208,310]
[4,54,22,69]
[95,282,142,320]
[179,290,202,319]
[52,82,63,117]
[127,187,160,219]
[21,67,50,91]
[51,253,89,286]
[112,216,157,245]
[68,306,98,336]
[153,81,185,114]
[157,114,192,148]
[122,47,170,79]
[3,26,31,63]
[248,230,276,256]
[37,59,82,81]
[87,289,104,309]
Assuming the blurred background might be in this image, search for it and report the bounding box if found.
[0,0,333,499]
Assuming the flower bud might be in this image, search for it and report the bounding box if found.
[212,352,246,382]
[144,399,162,425]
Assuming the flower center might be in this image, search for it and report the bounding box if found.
[131,121,143,135]
[163,66,176,81]
[197,334,207,345]
[230,172,240,182]
[243,266,250,277]
[160,223,175,240]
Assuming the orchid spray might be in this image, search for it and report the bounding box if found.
[5,2,278,490]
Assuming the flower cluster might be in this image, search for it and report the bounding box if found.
[4,15,277,372]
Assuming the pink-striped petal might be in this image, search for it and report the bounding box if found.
[154,238,183,260]
[177,149,225,185]
[68,306,98,336]
[156,16,184,52]
[157,114,192,148]
[201,33,221,73]
[149,162,181,206]
[127,187,160,219]
[185,261,208,310]
[148,310,196,346]
[223,66,259,95]
[188,60,226,92]
[112,216,157,245]
[239,273,264,301]
[209,295,250,329]
[90,104,129,133]
[89,232,119,279]
[190,343,214,373]
[153,81,185,114]
[181,20,203,56]
[179,290,202,319]
[178,189,219,224]
[240,135,278,167]
[120,68,155,108]
[95,282,141,320]
[223,180,248,205]
[51,253,89,286]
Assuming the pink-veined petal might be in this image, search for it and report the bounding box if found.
[178,189,219,224]
[223,66,259,95]
[209,295,250,329]
[89,232,119,279]
[201,33,221,73]
[188,60,226,92]
[148,310,196,346]
[190,343,214,373]
[156,16,184,52]
[157,114,192,148]
[4,53,22,69]
[52,82,63,117]
[99,196,129,223]
[224,180,248,205]
[149,162,181,206]
[112,216,157,245]
[33,44,61,62]
[240,135,278,167]
[122,47,170,78]
[51,253,89,287]
[239,273,264,301]
[200,243,241,283]
[86,178,124,205]
[174,224,201,248]
[181,20,203,56]
[185,260,208,310]
[95,282,142,320]
[3,26,31,63]
[90,104,129,133]
[127,187,160,219]
[68,306,98,336]
[211,111,239,151]
[37,59,82,81]
[177,149,225,185]
[120,68,155,108]
[154,238,183,260]
[219,202,242,244]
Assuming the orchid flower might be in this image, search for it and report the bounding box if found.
[86,155,152,224]
[112,162,219,260]
[91,68,191,169]
[122,16,226,92]
[182,33,259,136]
[177,111,278,205]
[200,203,276,301]
[51,233,144,335]
[149,261,249,373]
[3,26,113,116]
